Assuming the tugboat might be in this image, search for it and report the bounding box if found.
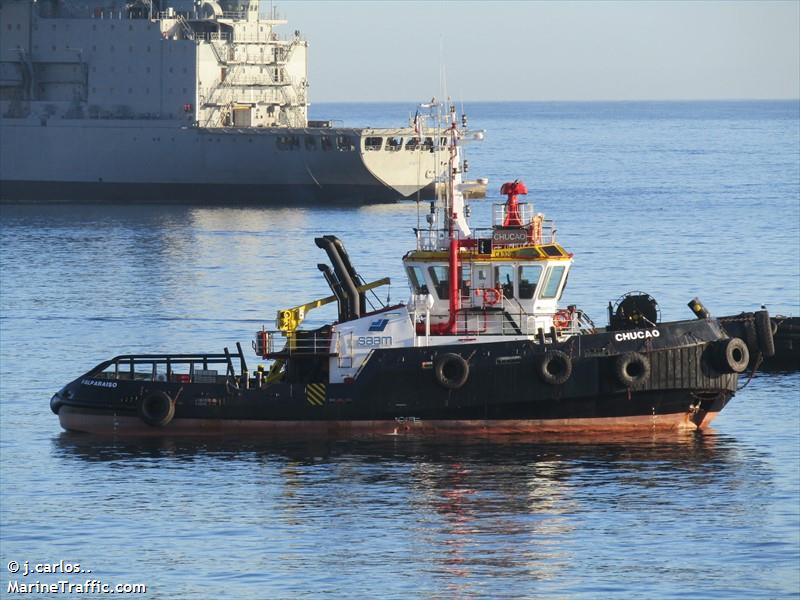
[51,106,775,435]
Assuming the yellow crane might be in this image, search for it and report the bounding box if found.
[275,277,391,334]
[265,277,391,383]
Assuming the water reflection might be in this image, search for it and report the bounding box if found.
[50,431,748,593]
[1,203,416,334]
[52,430,727,468]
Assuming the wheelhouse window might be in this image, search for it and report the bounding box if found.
[518,265,543,299]
[541,245,564,257]
[540,265,566,299]
[421,137,434,152]
[460,263,472,299]
[494,265,514,299]
[428,266,450,300]
[320,136,333,151]
[405,137,420,151]
[385,137,403,152]
[364,136,382,151]
[474,264,490,285]
[304,135,317,151]
[406,266,428,295]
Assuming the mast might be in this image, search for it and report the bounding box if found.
[447,104,458,333]
[446,103,463,334]
[419,100,481,336]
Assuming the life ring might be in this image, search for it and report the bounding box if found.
[553,309,572,330]
[484,288,501,306]
[754,310,775,358]
[713,337,750,373]
[614,352,651,387]
[434,353,470,390]
[139,391,175,427]
[537,350,572,385]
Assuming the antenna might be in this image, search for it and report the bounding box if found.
[439,37,447,108]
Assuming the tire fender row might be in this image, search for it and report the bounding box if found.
[431,337,748,392]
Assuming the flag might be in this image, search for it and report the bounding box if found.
[413,110,420,135]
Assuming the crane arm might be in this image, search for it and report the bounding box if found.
[276,277,391,334]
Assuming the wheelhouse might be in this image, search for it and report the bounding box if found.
[403,200,579,337]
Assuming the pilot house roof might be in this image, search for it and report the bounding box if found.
[404,242,572,262]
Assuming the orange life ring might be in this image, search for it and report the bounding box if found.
[553,309,572,330]
[484,288,501,306]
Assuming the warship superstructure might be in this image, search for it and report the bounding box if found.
[0,0,444,203]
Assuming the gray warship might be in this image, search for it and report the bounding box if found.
[0,0,446,203]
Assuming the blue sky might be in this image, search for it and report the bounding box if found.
[272,1,800,102]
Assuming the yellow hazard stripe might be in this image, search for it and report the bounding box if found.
[306,384,326,406]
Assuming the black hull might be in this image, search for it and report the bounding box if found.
[53,319,740,436]
[0,181,402,205]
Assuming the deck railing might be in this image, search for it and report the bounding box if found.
[91,344,249,384]
[259,331,336,357]
[415,308,596,338]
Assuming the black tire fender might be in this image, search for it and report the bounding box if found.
[754,310,775,358]
[139,391,175,427]
[615,352,651,387]
[434,353,470,390]
[50,394,63,415]
[714,337,750,374]
[538,350,572,385]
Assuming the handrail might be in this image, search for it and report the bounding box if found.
[91,351,249,383]
[174,14,195,40]
[415,307,596,338]
[262,331,337,357]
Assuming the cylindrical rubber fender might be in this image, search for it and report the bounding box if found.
[139,391,175,427]
[614,352,651,387]
[537,350,572,385]
[434,353,470,390]
[713,337,750,373]
[741,317,758,358]
[754,310,775,358]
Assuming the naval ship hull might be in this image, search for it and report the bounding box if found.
[2,180,401,204]
[0,120,435,204]
[52,319,743,436]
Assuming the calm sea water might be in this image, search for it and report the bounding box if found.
[1,101,798,598]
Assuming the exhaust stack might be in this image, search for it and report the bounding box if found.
[325,235,366,314]
[317,264,349,322]
[315,237,360,321]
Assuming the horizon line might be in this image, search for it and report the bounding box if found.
[311,98,800,104]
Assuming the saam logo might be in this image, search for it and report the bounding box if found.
[368,318,390,332]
